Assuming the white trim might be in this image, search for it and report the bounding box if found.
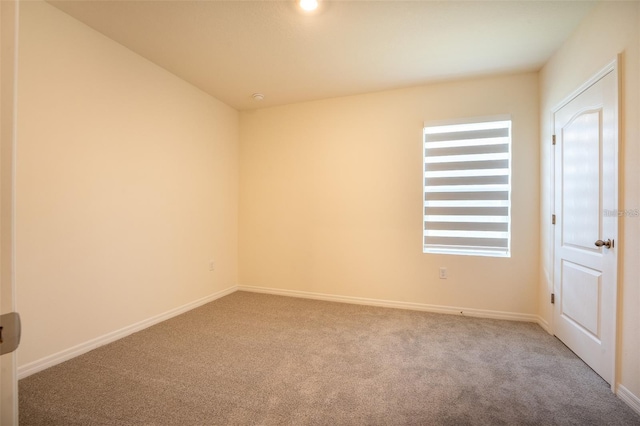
[238,285,538,323]
[551,57,618,115]
[535,315,551,334]
[4,1,21,423]
[616,384,640,416]
[17,285,237,379]
[10,0,19,313]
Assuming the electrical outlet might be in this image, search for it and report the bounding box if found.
[439,267,447,279]
[209,260,215,271]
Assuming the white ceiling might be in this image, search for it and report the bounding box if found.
[48,0,597,111]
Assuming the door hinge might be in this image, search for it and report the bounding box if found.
[552,135,556,145]
[551,293,555,304]
[552,214,556,225]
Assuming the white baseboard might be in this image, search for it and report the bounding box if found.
[535,316,551,334]
[17,285,238,380]
[237,285,539,323]
[617,384,640,416]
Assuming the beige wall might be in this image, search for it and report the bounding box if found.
[240,73,540,315]
[539,1,640,401]
[16,2,239,367]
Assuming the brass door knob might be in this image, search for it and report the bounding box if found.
[595,239,612,249]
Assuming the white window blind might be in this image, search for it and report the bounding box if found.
[423,118,511,257]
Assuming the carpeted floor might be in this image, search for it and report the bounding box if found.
[19,291,640,425]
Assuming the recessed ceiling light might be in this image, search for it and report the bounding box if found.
[252,93,265,101]
[299,0,318,12]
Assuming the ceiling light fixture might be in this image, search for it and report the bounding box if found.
[252,93,265,101]
[299,0,318,12]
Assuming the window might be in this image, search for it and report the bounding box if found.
[423,117,511,257]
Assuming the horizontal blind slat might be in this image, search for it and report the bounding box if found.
[425,184,509,193]
[425,230,508,239]
[424,127,509,142]
[426,175,509,186]
[426,222,509,232]
[425,168,509,178]
[425,206,509,216]
[424,136,509,149]
[425,190,509,200]
[426,142,509,157]
[425,200,509,207]
[425,152,509,164]
[424,215,508,223]
[425,159,508,172]
[424,237,509,249]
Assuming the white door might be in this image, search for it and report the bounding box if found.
[1,1,19,423]
[553,61,618,386]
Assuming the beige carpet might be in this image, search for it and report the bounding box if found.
[19,291,640,425]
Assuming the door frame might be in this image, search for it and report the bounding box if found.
[0,0,20,422]
[550,56,620,392]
